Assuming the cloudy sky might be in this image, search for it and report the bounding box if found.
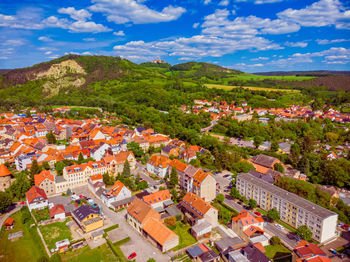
[0,0,349,72]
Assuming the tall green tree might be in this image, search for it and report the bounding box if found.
[248,199,257,209]
[78,152,84,163]
[127,141,144,158]
[46,131,56,144]
[122,160,131,177]
[274,163,285,173]
[296,225,312,241]
[270,140,279,152]
[267,208,280,221]
[169,167,178,188]
[29,159,41,185]
[254,136,263,148]
[0,192,12,213]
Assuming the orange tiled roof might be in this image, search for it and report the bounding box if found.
[4,217,14,226]
[147,155,171,168]
[193,170,211,186]
[107,180,126,197]
[142,217,178,245]
[169,159,188,173]
[90,174,103,181]
[26,186,47,204]
[127,198,161,224]
[0,163,11,177]
[182,192,214,215]
[143,190,171,205]
[50,204,65,218]
[253,243,265,253]
[232,210,264,225]
[244,225,264,237]
[34,170,54,186]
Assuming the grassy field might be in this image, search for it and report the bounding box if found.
[60,244,116,262]
[205,84,300,93]
[170,222,197,251]
[264,244,291,259]
[0,211,47,262]
[230,73,314,81]
[39,219,72,250]
[32,208,50,222]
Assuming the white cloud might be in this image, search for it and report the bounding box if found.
[316,39,349,45]
[204,0,211,4]
[83,38,96,42]
[38,36,52,42]
[278,0,350,29]
[58,7,92,21]
[2,39,25,46]
[193,22,200,29]
[42,16,111,33]
[82,51,92,55]
[48,55,59,59]
[285,41,308,48]
[45,51,52,55]
[113,30,125,36]
[251,57,269,61]
[254,0,283,3]
[89,0,186,24]
[218,0,229,6]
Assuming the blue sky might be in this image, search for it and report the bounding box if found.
[0,0,349,72]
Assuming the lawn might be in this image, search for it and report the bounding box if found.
[264,244,291,259]
[39,219,72,250]
[212,201,239,225]
[170,222,197,251]
[0,210,48,262]
[205,84,300,93]
[32,208,50,222]
[60,244,116,262]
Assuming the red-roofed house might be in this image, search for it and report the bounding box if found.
[4,217,14,230]
[34,170,55,196]
[26,186,48,211]
[143,190,172,210]
[50,204,66,220]
[232,210,264,241]
[294,241,328,262]
[101,180,132,208]
[146,155,171,178]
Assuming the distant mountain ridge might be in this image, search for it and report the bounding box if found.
[254,70,350,77]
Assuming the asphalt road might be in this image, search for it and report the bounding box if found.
[134,163,159,187]
[264,223,298,249]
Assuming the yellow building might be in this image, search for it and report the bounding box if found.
[72,205,103,233]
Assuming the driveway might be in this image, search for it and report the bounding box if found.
[134,163,158,187]
[224,195,244,213]
[73,186,170,262]
[48,195,72,206]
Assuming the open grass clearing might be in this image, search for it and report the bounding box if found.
[60,243,116,262]
[205,84,300,93]
[39,219,72,250]
[169,222,197,251]
[264,244,291,259]
[0,210,47,262]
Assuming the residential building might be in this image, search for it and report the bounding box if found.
[26,186,48,211]
[232,210,264,242]
[0,163,12,191]
[146,155,171,178]
[72,205,103,233]
[101,180,132,208]
[34,170,55,196]
[142,190,173,212]
[55,161,106,193]
[236,173,338,243]
[50,204,66,220]
[172,161,216,202]
[161,144,179,158]
[241,244,270,262]
[126,198,179,252]
[179,192,218,227]
[249,154,280,174]
[294,240,331,262]
[103,151,136,176]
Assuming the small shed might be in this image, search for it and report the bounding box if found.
[4,217,14,230]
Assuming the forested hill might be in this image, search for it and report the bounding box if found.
[0,55,349,110]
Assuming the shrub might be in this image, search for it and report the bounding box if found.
[270,236,281,246]
[165,216,176,227]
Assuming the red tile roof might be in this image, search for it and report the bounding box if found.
[34,170,54,186]
[26,186,47,204]
[50,204,65,218]
[143,190,171,205]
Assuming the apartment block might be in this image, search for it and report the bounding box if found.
[236,173,338,243]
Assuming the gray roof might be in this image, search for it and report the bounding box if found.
[192,220,212,234]
[228,250,250,262]
[215,237,245,253]
[111,196,135,208]
[165,205,182,217]
[237,173,337,219]
[187,245,205,258]
[198,250,219,262]
[251,154,278,168]
[184,165,200,177]
[241,244,270,262]
[55,176,67,183]
[248,170,274,184]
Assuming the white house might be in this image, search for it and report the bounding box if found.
[90,143,110,161]
[49,204,66,220]
[146,155,170,178]
[101,180,131,208]
[26,186,49,211]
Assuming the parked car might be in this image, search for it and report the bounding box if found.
[275,224,284,230]
[128,252,137,260]
[341,224,349,229]
[254,211,262,216]
[329,248,337,255]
